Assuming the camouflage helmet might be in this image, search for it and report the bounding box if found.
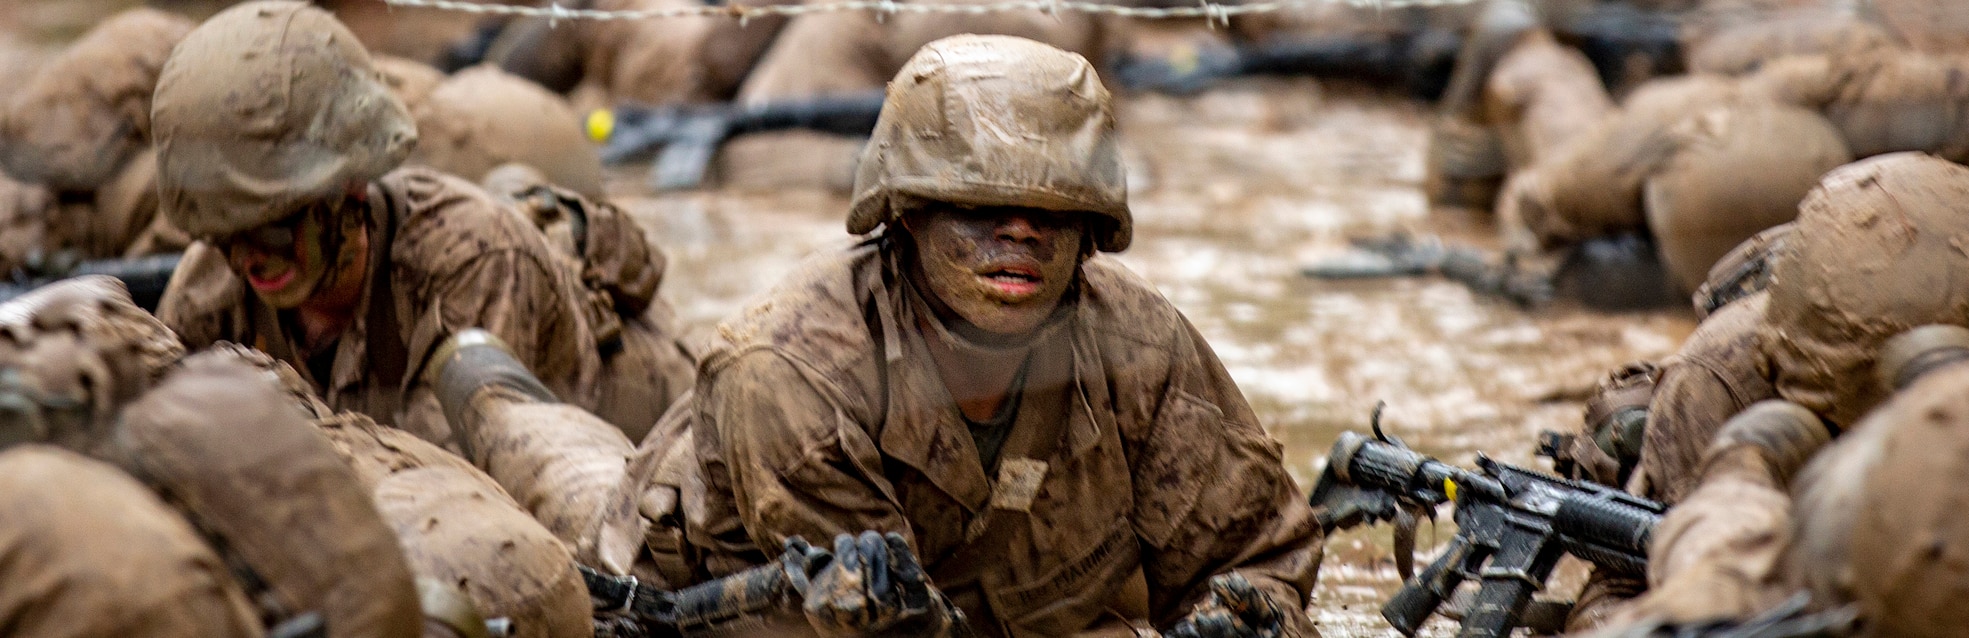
[849,35,1131,252]
[1760,153,1969,428]
[151,0,416,238]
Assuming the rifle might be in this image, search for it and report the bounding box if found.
[264,612,514,638]
[0,253,182,310]
[596,91,888,191]
[1310,425,1665,637]
[581,538,980,637]
[1299,234,1554,308]
[581,541,821,637]
[1115,29,1462,99]
[1114,1,1683,99]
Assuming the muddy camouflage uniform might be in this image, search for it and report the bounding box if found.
[1469,26,1852,293]
[1567,153,1969,631]
[1438,2,1969,295]
[0,276,593,638]
[0,445,265,638]
[632,35,1323,636]
[150,1,619,448]
[159,169,607,449]
[0,8,195,271]
[1588,324,1969,637]
[0,277,432,638]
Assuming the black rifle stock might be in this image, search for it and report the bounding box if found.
[1313,430,1664,637]
[1114,2,1682,98]
[1300,234,1555,308]
[599,92,888,191]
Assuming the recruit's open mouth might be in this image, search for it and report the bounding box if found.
[980,265,1044,298]
[247,268,296,294]
[240,254,299,294]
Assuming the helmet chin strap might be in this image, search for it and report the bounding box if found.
[298,190,372,307]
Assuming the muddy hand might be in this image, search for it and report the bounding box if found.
[1165,573,1284,638]
[801,531,958,637]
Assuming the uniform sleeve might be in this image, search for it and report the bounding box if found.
[1633,297,1776,505]
[1635,362,1752,504]
[155,241,244,352]
[696,350,912,553]
[417,247,599,404]
[1131,319,1323,634]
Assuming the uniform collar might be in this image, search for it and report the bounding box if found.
[868,248,1108,513]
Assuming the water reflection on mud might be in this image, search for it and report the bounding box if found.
[623,77,1695,636]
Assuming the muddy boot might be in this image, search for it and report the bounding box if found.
[427,329,643,575]
[1875,324,1969,393]
[428,329,560,444]
[1425,115,1507,209]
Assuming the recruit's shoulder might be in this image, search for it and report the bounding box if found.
[155,241,247,349]
[700,241,883,402]
[1077,254,1193,351]
[376,167,565,290]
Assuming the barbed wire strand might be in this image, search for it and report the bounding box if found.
[383,0,1485,23]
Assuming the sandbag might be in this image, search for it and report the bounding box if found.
[1643,99,1850,293]
[0,445,264,638]
[109,350,423,638]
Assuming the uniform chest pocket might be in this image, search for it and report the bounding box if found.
[983,522,1144,636]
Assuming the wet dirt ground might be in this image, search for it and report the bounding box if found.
[617,77,1698,635]
[0,3,1693,629]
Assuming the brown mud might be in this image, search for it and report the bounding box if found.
[618,78,1697,634]
[0,8,1693,629]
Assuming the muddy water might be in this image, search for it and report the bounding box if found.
[617,77,1697,635]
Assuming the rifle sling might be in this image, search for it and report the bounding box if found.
[579,565,676,623]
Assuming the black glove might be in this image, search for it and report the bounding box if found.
[801,531,960,637]
[1165,573,1285,638]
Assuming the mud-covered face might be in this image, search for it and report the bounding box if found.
[904,205,1088,336]
[219,199,340,309]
